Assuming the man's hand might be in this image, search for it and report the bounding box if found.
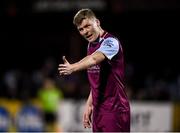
[83,104,93,128]
[58,56,73,75]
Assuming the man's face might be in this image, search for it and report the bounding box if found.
[77,18,100,42]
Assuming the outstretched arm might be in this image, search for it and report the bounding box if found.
[58,51,105,76]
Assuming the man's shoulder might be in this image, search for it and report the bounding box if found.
[105,33,120,42]
[103,36,120,47]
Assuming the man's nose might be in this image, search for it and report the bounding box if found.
[82,29,88,35]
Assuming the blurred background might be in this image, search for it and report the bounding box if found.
[0,0,180,132]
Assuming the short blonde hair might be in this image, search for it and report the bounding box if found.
[73,8,96,26]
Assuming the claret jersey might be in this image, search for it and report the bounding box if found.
[87,31,130,113]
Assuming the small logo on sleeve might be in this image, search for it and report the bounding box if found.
[103,40,113,47]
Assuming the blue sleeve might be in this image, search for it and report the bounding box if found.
[96,37,119,60]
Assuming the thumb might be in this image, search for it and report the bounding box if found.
[62,56,69,64]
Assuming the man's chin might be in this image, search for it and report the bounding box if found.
[88,38,96,43]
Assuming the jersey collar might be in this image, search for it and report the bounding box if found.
[91,31,108,45]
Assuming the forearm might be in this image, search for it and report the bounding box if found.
[86,91,92,106]
[72,51,105,72]
[58,52,105,75]
[72,55,96,72]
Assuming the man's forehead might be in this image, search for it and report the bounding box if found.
[77,18,94,28]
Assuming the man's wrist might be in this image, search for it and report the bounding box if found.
[71,63,77,73]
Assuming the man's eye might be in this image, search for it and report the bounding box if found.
[86,25,90,28]
[79,28,83,32]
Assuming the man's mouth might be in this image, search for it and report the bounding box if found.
[86,34,92,39]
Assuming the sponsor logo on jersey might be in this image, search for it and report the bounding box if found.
[87,65,100,73]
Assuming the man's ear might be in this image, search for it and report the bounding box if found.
[96,19,100,26]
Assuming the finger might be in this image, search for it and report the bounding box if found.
[59,71,70,76]
[83,122,87,128]
[62,56,69,64]
[83,114,88,123]
[59,71,67,75]
[85,114,89,122]
[84,122,91,128]
[83,114,89,128]
[87,124,91,128]
[83,120,91,128]
[84,123,90,128]
[59,72,64,76]
[58,64,66,67]
[58,67,67,71]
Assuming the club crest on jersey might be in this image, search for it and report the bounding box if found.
[103,40,113,47]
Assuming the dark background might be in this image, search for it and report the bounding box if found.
[0,0,180,100]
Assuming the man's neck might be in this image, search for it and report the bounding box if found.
[99,28,105,37]
[91,28,105,43]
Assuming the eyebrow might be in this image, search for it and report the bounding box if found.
[78,23,90,31]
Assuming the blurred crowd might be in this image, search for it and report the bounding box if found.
[0,57,88,100]
[1,56,180,102]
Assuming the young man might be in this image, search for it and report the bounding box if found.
[58,8,130,132]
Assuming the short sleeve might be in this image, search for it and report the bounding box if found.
[96,37,119,60]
